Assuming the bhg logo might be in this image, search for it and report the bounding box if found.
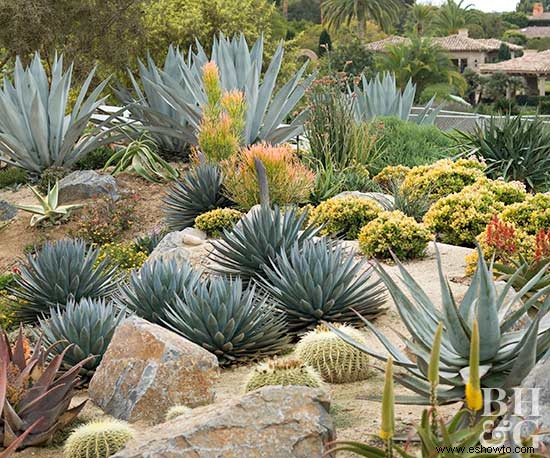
[479,388,545,449]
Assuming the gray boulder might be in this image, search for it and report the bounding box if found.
[88,316,218,425]
[0,200,17,221]
[112,386,335,458]
[58,170,118,203]
[146,227,208,268]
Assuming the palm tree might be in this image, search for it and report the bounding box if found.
[431,0,476,36]
[409,3,436,35]
[323,0,401,39]
[376,35,466,96]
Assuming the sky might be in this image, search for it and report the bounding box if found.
[417,0,518,12]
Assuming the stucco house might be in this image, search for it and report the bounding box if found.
[365,30,523,73]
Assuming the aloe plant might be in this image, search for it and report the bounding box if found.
[0,53,124,174]
[351,73,442,125]
[14,182,82,226]
[330,246,550,405]
[116,34,314,154]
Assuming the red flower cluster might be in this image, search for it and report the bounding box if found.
[485,214,518,256]
[534,229,550,262]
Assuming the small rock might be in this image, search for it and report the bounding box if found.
[112,386,335,458]
[88,316,218,425]
[58,170,118,203]
[0,200,17,221]
[333,191,394,209]
[146,228,207,267]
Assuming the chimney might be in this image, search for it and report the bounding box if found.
[458,29,469,37]
[533,2,544,16]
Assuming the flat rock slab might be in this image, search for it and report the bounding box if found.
[113,386,335,458]
[58,170,119,203]
[89,316,218,425]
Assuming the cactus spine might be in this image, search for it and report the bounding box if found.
[244,358,323,392]
[295,324,371,383]
[64,420,133,458]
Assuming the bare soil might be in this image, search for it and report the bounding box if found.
[2,172,475,456]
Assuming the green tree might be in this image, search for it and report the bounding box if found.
[407,3,437,35]
[497,43,512,61]
[502,11,529,28]
[0,0,143,81]
[143,0,281,61]
[318,29,332,55]
[376,35,466,96]
[431,0,477,36]
[322,0,401,39]
[320,38,375,76]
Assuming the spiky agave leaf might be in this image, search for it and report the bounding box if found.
[0,327,93,449]
[38,298,127,380]
[260,238,386,334]
[115,259,202,324]
[329,246,550,405]
[9,239,119,323]
[162,276,290,365]
[116,34,314,154]
[209,205,321,283]
[350,72,442,125]
[162,162,231,231]
[0,53,125,174]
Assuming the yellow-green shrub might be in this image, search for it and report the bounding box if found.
[222,143,315,210]
[500,193,550,235]
[372,165,411,190]
[467,177,527,206]
[194,208,243,236]
[423,188,505,246]
[358,210,432,260]
[0,291,16,331]
[402,158,485,200]
[96,242,148,272]
[309,196,382,239]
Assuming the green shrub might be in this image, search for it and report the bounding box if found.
[372,165,411,190]
[73,195,137,244]
[75,146,115,170]
[309,196,381,239]
[500,193,550,235]
[371,117,454,174]
[358,210,432,259]
[402,158,485,200]
[0,291,16,331]
[0,166,27,188]
[36,166,70,194]
[418,83,454,104]
[423,188,505,246]
[194,208,243,237]
[96,242,148,272]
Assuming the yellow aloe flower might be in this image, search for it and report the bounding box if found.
[466,319,483,411]
[379,357,394,440]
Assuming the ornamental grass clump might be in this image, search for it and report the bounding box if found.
[309,195,382,239]
[329,245,550,405]
[222,143,315,210]
[358,210,432,260]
